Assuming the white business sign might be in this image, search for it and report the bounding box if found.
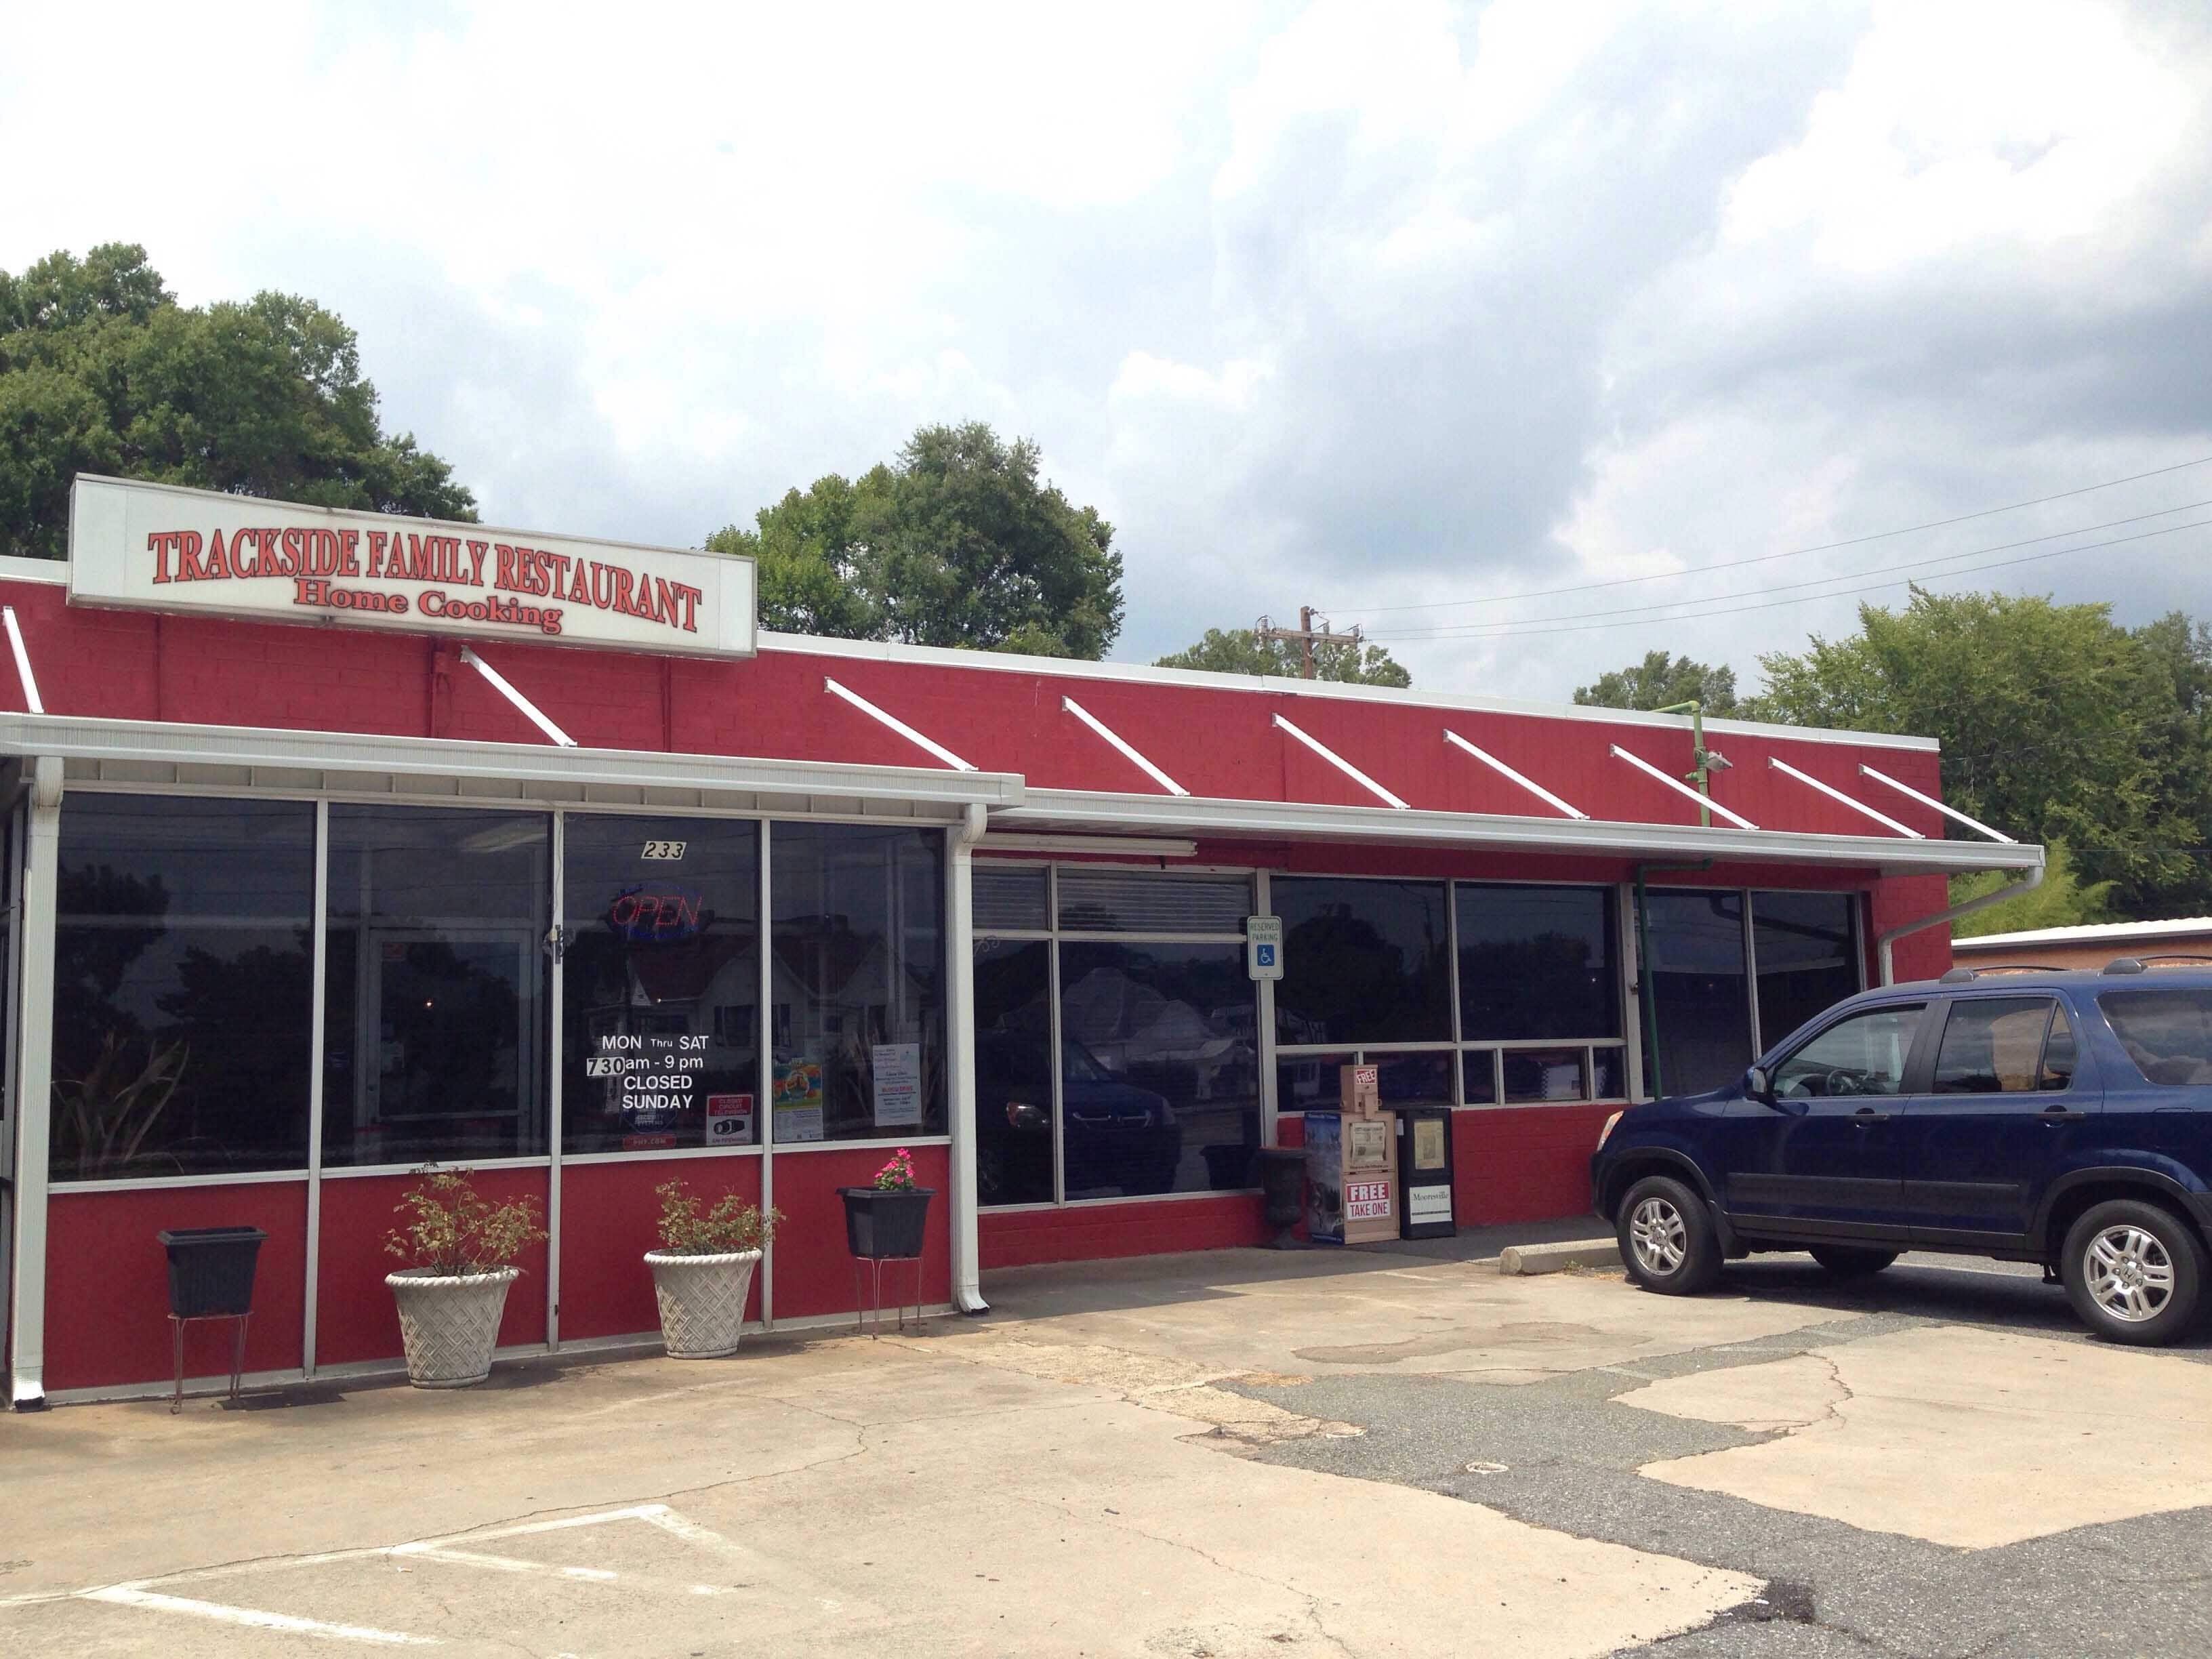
[66,474,756,659]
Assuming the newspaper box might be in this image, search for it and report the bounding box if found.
[1303,1103,1399,1244]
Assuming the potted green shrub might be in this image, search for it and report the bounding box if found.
[646,1179,780,1359]
[837,1147,935,1261]
[384,1167,546,1388]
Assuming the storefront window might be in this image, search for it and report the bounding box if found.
[1504,1048,1589,1103]
[770,823,946,1143]
[1751,891,1860,1052]
[1273,877,1450,1044]
[52,794,316,1181]
[561,816,760,1155]
[1645,888,1754,1098]
[1372,1050,1455,1107]
[1275,1050,1357,1115]
[1058,941,1257,1195]
[975,939,1054,1206]
[1458,884,1620,1040]
[323,808,550,1167]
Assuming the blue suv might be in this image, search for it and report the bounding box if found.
[1591,962,2212,1345]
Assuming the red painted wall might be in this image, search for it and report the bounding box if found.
[979,1195,1269,1270]
[44,1181,308,1391]
[558,1156,764,1341]
[768,1144,951,1319]
[316,1169,550,1367]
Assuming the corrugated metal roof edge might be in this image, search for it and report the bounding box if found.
[1954,917,2212,949]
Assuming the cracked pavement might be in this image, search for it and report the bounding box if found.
[3,1241,2209,1655]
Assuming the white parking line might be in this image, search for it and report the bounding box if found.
[81,1586,435,1646]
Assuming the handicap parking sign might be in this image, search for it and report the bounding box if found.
[1245,916,1284,981]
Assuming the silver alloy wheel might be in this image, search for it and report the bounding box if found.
[2084,1225,2176,1324]
[1629,1196,1687,1277]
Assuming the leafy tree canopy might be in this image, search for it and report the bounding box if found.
[1573,650,1737,714]
[1155,626,1412,687]
[1,244,475,559]
[1950,840,2116,937]
[1747,587,2212,919]
[707,421,1122,659]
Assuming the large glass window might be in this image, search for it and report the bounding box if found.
[561,816,760,1155]
[1273,877,1450,1044]
[1752,892,1859,1052]
[770,823,946,1142]
[1645,889,1755,1097]
[51,795,315,1181]
[1058,941,1257,1197]
[1457,884,1620,1040]
[974,939,1054,1206]
[323,808,550,1167]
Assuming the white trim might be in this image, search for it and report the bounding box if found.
[1858,764,2014,843]
[546,810,564,1350]
[980,1185,1266,1216]
[1060,696,1187,796]
[459,646,575,747]
[304,799,327,1377]
[756,630,1943,753]
[993,787,2041,876]
[1272,714,1410,810]
[2,607,43,716]
[1610,745,1759,831]
[7,759,58,1408]
[979,832,1197,858]
[0,710,1022,808]
[771,1134,953,1153]
[49,1168,311,1195]
[1767,757,1921,838]
[1442,729,1586,819]
[557,1144,764,1167]
[0,555,66,587]
[1952,916,2212,950]
[757,821,775,1327]
[822,677,977,772]
[947,806,985,1313]
[319,1155,552,1179]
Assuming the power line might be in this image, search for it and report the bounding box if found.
[1361,515,2212,642]
[1348,453,2212,618]
[1364,504,2212,641]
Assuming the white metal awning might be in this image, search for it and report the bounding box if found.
[987,786,2047,877]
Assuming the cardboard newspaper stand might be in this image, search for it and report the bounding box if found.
[1304,1065,1399,1244]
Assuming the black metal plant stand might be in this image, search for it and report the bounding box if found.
[156,1226,266,1412]
[836,1187,934,1338]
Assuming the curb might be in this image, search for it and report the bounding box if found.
[1497,1238,1621,1275]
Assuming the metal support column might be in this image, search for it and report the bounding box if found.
[8,758,60,1410]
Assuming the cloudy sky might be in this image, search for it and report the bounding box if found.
[7,1,2209,699]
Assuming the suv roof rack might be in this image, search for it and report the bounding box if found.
[2105,954,2212,973]
[1939,967,1978,983]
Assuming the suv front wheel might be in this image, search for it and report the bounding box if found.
[2060,1199,2207,1347]
[1617,1175,1722,1295]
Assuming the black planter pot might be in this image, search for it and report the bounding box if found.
[157,1225,268,1318]
[837,1187,935,1260]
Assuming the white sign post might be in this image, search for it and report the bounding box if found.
[1245,915,1284,982]
[66,474,757,659]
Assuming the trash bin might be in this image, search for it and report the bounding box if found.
[1394,1107,1456,1240]
[157,1225,267,1318]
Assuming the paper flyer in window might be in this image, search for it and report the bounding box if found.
[773,1059,823,1143]
[872,1042,922,1127]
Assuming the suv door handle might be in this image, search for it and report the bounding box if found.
[1850,1109,1892,1124]
[2041,1107,2087,1124]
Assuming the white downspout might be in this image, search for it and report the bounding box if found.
[1875,858,2045,985]
[946,802,989,1314]
[9,756,61,1410]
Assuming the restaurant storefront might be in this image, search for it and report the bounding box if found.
[1,477,2043,1405]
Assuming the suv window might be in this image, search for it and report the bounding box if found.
[1932,997,2068,1094]
[1771,1003,1924,1099]
[2100,988,2212,1086]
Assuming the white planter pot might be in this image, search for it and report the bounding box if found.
[385,1265,518,1388]
[644,1248,761,1359]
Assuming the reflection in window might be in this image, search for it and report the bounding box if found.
[1458,885,1619,1040]
[1059,941,1256,1195]
[1275,1050,1358,1116]
[52,795,315,1181]
[1932,998,2063,1095]
[1372,1051,1454,1107]
[323,808,549,1168]
[1504,1048,1588,1103]
[1462,1050,1499,1105]
[1772,1005,1923,1098]
[974,939,1054,1206]
[1272,878,1450,1044]
[1752,892,1860,1050]
[2099,989,2212,1086]
[562,817,759,1155]
[771,823,945,1143]
[1645,890,1754,1097]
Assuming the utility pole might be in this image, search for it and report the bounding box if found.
[1255,607,1363,679]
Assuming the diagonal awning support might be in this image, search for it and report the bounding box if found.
[824,676,976,771]
[3,606,43,716]
[1443,729,1586,819]
[460,646,574,747]
[1061,696,1187,796]
[1768,757,1920,838]
[1858,764,2012,842]
[1612,744,1758,830]
[1273,713,1409,810]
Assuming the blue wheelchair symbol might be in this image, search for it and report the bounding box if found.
[1255,943,1276,966]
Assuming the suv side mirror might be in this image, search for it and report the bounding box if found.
[1746,1065,1774,1103]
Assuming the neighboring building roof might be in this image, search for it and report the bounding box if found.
[1954,917,2212,950]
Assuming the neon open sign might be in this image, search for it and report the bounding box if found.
[607,886,705,941]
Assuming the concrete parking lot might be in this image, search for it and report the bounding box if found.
[3,1240,2209,1657]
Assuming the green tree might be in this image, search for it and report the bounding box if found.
[1748,588,2211,918]
[1950,842,2116,937]
[1573,651,1738,714]
[0,245,476,559]
[707,422,1122,659]
[1155,627,1412,687]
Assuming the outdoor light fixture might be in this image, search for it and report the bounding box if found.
[1702,750,1732,771]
